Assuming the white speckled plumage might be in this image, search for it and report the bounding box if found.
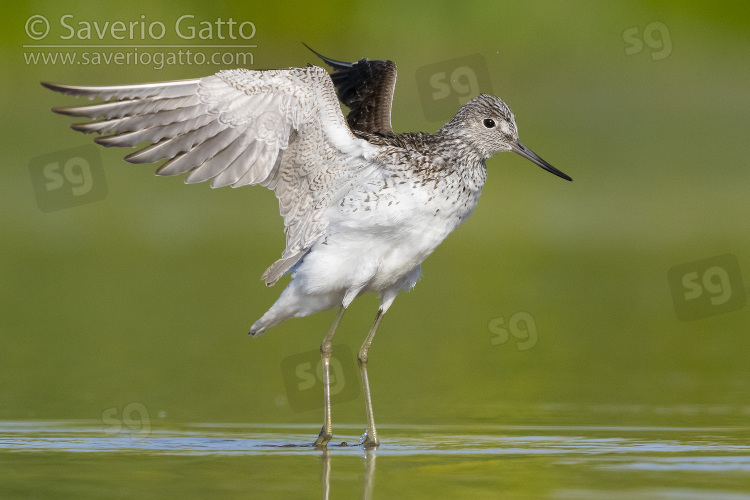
[43,48,571,448]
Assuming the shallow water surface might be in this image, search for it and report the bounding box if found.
[2,421,750,498]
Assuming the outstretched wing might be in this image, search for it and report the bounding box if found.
[43,66,378,285]
[304,45,397,135]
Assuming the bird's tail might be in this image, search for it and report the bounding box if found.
[249,283,342,337]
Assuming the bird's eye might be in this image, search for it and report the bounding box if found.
[483,118,496,128]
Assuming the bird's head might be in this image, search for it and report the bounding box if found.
[443,94,572,181]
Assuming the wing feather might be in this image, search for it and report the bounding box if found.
[43,66,379,285]
[305,45,397,135]
[184,132,253,184]
[42,80,200,100]
[53,94,201,120]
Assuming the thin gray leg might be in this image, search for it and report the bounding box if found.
[359,309,384,448]
[314,306,346,448]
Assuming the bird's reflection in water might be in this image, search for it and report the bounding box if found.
[320,449,376,500]
[321,450,330,499]
[363,450,376,499]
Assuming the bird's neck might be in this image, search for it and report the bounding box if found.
[429,127,485,166]
[414,132,487,192]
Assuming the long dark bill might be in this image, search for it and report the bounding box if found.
[511,141,572,181]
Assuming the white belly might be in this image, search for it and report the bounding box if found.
[292,172,482,297]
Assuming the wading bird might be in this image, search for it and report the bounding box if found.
[43,46,571,448]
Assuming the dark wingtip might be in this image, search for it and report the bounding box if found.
[301,42,325,61]
[70,122,94,133]
[44,83,86,115]
[93,135,119,147]
[42,82,67,107]
[301,42,354,69]
[301,42,317,55]
[41,81,74,94]
[41,81,67,93]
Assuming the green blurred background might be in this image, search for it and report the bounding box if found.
[1,0,749,430]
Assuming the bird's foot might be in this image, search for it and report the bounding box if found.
[314,426,332,448]
[359,429,380,449]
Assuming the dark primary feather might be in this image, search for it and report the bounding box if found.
[304,44,397,136]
